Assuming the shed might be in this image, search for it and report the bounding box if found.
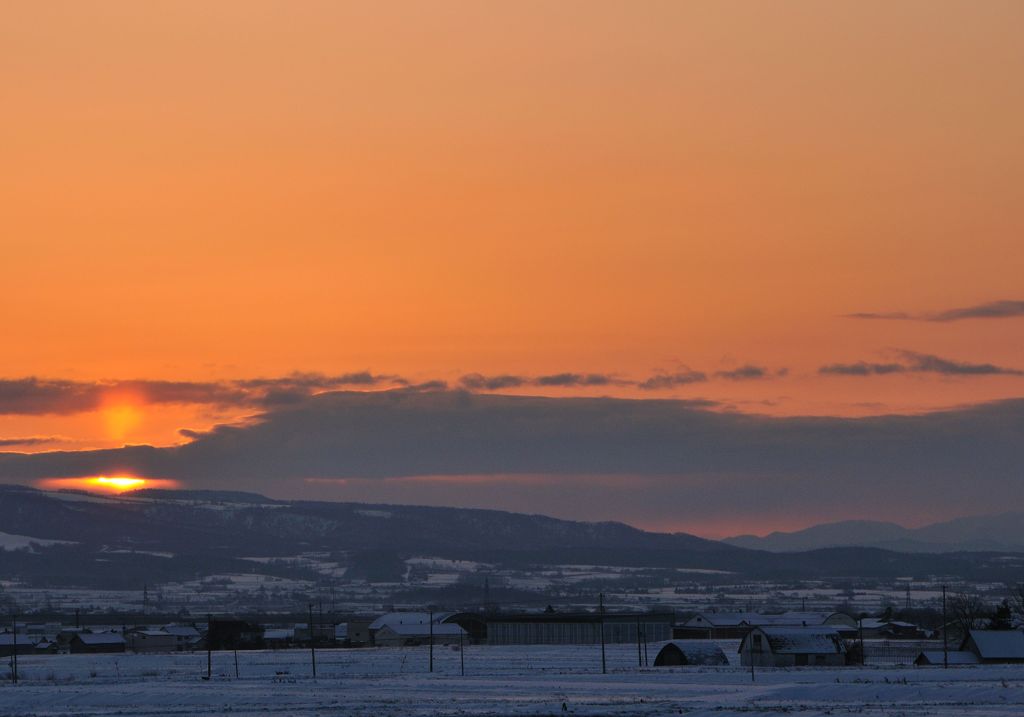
[739,626,846,667]
[960,630,1024,664]
[653,640,729,666]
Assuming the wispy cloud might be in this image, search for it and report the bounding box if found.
[846,300,1024,323]
[0,373,407,416]
[535,373,617,387]
[0,435,69,448]
[715,365,772,381]
[458,373,625,390]
[637,370,707,390]
[820,350,1024,377]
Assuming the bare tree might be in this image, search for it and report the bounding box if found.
[948,591,989,638]
[1009,583,1024,625]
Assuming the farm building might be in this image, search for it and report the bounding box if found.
[161,624,203,651]
[738,626,847,667]
[366,610,450,643]
[0,633,35,657]
[263,628,295,649]
[653,640,729,666]
[69,633,126,654]
[486,611,673,646]
[959,630,1024,664]
[677,612,854,639]
[858,618,929,640]
[374,622,466,647]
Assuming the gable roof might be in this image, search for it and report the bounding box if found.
[684,612,760,627]
[964,630,1024,659]
[741,626,845,655]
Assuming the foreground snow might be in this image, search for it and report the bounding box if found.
[2,645,1022,716]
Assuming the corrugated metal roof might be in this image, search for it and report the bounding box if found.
[742,626,845,655]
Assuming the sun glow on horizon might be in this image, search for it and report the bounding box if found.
[35,476,181,494]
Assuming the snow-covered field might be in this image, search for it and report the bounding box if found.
[2,645,1022,716]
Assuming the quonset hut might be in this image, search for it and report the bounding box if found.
[653,640,729,666]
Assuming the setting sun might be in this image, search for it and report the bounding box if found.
[35,476,180,494]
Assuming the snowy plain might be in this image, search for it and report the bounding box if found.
[2,644,1023,716]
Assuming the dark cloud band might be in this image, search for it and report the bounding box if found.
[820,350,1023,377]
[846,300,1024,323]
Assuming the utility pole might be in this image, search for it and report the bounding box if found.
[599,593,607,675]
[749,629,755,682]
[636,615,642,667]
[942,585,948,670]
[308,603,317,678]
[206,614,212,680]
[858,616,865,666]
[10,612,17,685]
[429,609,434,673]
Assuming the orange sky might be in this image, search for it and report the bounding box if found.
[1,2,1023,533]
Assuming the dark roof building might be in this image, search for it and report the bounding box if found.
[486,611,672,645]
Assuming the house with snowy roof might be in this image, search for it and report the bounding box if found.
[0,633,36,657]
[69,632,126,654]
[374,622,466,647]
[368,612,452,645]
[960,629,1024,664]
[739,626,847,667]
[676,612,761,639]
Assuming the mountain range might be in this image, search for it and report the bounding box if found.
[723,513,1024,553]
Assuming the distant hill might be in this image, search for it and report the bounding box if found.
[1,485,1022,593]
[724,513,1024,553]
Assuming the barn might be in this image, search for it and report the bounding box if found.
[653,640,729,666]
